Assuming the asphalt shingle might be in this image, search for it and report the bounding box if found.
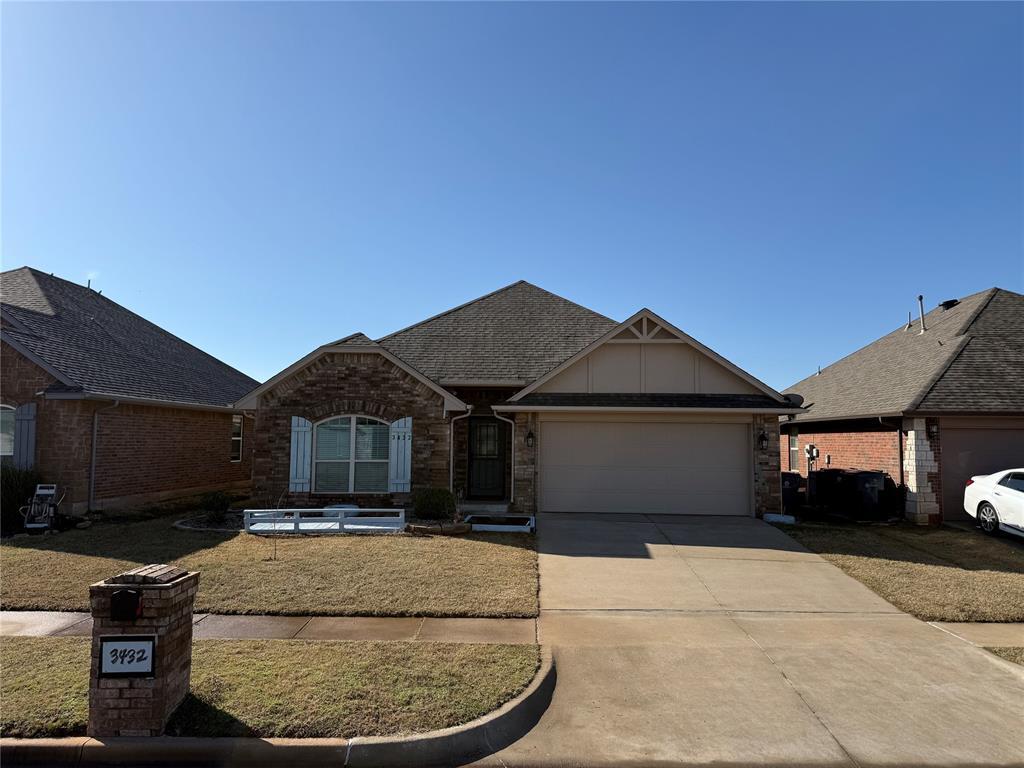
[377,281,617,383]
[1,267,257,407]
[785,288,1024,421]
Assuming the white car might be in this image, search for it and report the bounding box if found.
[964,469,1024,537]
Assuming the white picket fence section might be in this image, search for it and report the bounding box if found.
[244,508,405,535]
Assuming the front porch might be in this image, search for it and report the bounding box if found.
[450,388,521,509]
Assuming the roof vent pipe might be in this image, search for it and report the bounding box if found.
[917,295,927,334]
[904,311,912,331]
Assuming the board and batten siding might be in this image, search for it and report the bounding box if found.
[538,343,761,396]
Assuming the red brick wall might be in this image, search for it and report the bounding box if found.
[1,342,252,512]
[781,423,901,481]
[2,341,95,508]
[251,351,449,507]
[94,404,252,502]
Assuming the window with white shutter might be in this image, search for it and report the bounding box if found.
[289,416,313,492]
[312,416,391,493]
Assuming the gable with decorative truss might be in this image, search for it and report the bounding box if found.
[513,309,782,400]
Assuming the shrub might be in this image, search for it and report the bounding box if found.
[1,465,43,535]
[198,491,233,525]
[411,487,457,521]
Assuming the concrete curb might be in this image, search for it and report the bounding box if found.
[0,647,555,768]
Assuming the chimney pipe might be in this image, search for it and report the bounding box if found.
[917,295,927,334]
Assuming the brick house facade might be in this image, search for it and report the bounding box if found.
[250,352,450,507]
[2,342,253,514]
[2,267,258,515]
[779,288,1024,524]
[239,283,795,518]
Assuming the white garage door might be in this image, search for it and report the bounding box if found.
[539,420,751,515]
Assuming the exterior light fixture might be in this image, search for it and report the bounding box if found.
[525,431,535,448]
[757,431,769,451]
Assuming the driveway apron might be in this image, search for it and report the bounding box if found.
[476,514,1024,767]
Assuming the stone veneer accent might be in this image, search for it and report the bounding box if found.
[903,417,942,525]
[511,412,540,514]
[88,568,200,737]
[251,352,450,506]
[752,414,782,517]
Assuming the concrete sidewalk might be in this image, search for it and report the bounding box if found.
[474,514,1024,768]
[0,610,537,644]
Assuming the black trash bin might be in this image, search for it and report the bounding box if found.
[781,471,804,514]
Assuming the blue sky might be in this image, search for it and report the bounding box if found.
[3,2,1021,389]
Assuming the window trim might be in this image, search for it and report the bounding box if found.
[312,415,390,494]
[230,414,243,463]
[0,405,14,460]
[787,432,799,471]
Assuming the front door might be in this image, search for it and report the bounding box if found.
[468,419,506,499]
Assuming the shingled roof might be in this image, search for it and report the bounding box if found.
[1,267,258,408]
[785,287,1024,422]
[377,281,617,384]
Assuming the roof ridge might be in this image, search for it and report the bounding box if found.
[905,333,973,412]
[2,267,259,393]
[784,290,995,391]
[954,287,1000,336]
[516,281,617,323]
[326,331,378,346]
[375,280,530,342]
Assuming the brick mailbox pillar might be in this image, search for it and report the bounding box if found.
[88,564,200,737]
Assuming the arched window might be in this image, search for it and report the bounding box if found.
[313,416,390,493]
[0,405,14,459]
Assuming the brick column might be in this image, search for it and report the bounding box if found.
[88,565,200,737]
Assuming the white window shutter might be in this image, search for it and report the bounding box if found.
[289,416,312,492]
[389,417,412,492]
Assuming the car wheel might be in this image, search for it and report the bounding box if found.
[978,502,1000,534]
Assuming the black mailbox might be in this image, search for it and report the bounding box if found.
[110,588,142,622]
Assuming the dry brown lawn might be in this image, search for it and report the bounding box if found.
[0,517,538,617]
[784,523,1024,622]
[986,647,1024,666]
[0,637,539,738]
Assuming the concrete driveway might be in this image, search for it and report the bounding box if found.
[476,514,1024,767]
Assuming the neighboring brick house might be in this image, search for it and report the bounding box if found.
[1,267,258,514]
[781,288,1024,525]
[236,281,799,517]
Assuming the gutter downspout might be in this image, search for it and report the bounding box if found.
[449,406,474,495]
[89,400,120,511]
[493,412,516,505]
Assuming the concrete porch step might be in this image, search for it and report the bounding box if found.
[461,501,510,515]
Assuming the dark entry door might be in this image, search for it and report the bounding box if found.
[469,419,505,499]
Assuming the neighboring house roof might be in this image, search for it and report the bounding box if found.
[784,288,1024,423]
[1,266,258,408]
[377,281,617,385]
[502,393,796,411]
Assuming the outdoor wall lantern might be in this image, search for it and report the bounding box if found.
[757,431,769,451]
[525,431,535,448]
